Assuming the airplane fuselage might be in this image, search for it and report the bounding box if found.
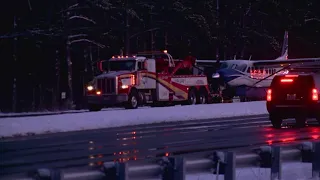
[217,64,285,88]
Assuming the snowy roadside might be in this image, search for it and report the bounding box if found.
[0,101,250,118]
[0,101,268,138]
[187,162,312,180]
[0,107,137,118]
[0,109,89,118]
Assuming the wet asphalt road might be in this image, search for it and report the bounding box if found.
[0,115,319,177]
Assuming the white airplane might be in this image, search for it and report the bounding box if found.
[195,31,320,99]
[214,58,320,88]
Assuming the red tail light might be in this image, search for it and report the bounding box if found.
[312,88,318,101]
[267,89,272,101]
[280,78,293,83]
[285,74,299,78]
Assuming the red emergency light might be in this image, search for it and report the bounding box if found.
[280,78,293,83]
[284,74,299,78]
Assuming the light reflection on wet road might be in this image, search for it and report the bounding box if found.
[0,115,319,176]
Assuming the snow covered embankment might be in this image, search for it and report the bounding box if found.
[0,107,127,118]
[0,101,268,138]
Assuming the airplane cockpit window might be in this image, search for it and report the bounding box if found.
[220,62,228,69]
[235,64,247,72]
[247,67,251,73]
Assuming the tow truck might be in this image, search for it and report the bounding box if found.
[86,51,221,111]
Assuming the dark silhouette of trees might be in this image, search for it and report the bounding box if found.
[1,0,319,112]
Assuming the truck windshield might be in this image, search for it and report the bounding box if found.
[109,60,136,71]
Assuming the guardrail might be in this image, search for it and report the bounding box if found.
[2,141,319,180]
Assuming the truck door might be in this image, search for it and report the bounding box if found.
[156,74,170,101]
[137,61,147,88]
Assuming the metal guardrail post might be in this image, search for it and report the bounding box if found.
[117,162,128,180]
[102,161,128,180]
[102,162,117,179]
[34,168,62,180]
[212,151,226,175]
[257,146,272,168]
[300,141,313,162]
[224,152,235,180]
[161,156,186,180]
[271,146,281,180]
[255,146,282,180]
[312,142,320,178]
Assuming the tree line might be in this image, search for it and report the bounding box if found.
[0,0,319,112]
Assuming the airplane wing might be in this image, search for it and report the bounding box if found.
[196,59,217,63]
[252,58,320,66]
[195,59,219,67]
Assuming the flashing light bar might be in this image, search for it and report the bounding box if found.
[111,55,133,59]
[111,50,169,59]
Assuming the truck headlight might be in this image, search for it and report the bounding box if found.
[121,85,129,89]
[87,85,94,91]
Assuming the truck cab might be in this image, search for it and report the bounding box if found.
[86,55,156,111]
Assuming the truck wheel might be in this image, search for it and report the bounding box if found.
[187,88,197,105]
[270,114,282,129]
[88,104,102,112]
[125,90,139,109]
[295,117,306,127]
[212,96,222,103]
[221,82,234,100]
[197,90,207,104]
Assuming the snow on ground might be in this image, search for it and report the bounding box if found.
[187,162,313,180]
[0,109,87,117]
[0,107,140,118]
[0,101,267,138]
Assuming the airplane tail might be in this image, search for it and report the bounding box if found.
[275,31,288,60]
